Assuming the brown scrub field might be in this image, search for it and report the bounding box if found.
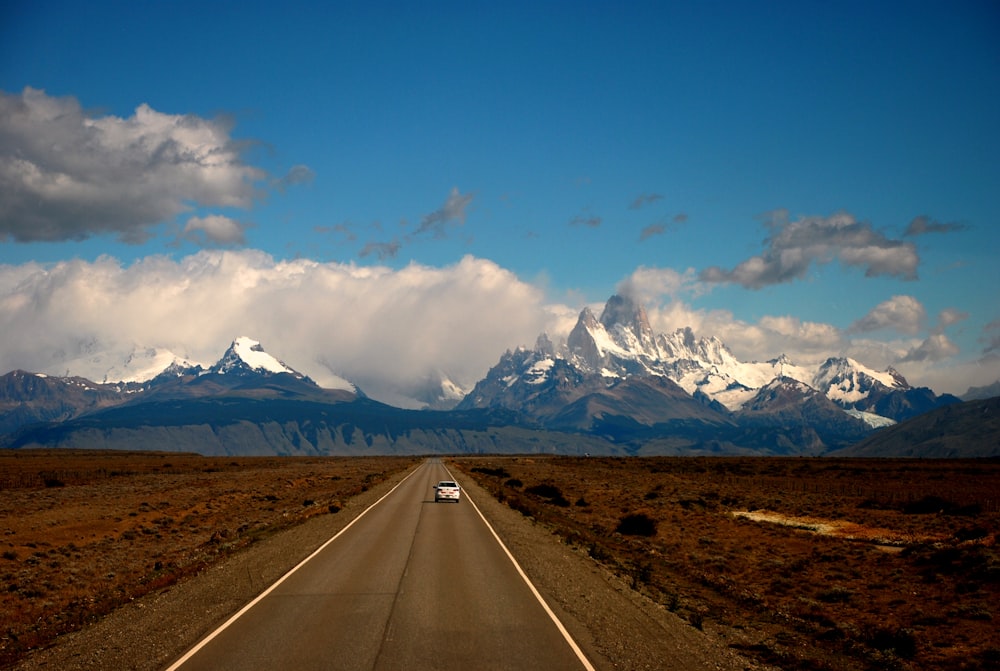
[452,456,1000,671]
[2,450,998,671]
[0,450,419,668]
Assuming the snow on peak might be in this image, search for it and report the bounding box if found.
[813,356,907,404]
[215,337,299,376]
[109,348,202,383]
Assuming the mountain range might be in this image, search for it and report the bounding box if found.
[2,297,988,457]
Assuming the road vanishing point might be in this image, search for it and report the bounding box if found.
[165,459,594,671]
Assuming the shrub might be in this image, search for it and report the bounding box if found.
[616,513,658,537]
[526,483,562,499]
[472,466,510,478]
[817,586,853,603]
[955,526,989,542]
[504,478,522,488]
[862,625,917,659]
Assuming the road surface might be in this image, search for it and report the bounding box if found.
[167,459,593,670]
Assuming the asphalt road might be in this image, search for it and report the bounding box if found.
[166,459,594,671]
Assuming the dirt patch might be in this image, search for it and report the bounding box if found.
[731,510,948,549]
[453,456,1000,671]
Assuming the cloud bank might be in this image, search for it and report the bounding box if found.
[0,252,991,402]
[0,87,275,245]
[0,251,556,406]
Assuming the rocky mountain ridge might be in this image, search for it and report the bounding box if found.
[461,294,958,427]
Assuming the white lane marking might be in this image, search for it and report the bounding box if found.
[164,463,424,671]
[452,471,597,671]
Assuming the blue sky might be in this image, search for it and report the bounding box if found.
[1,1,998,402]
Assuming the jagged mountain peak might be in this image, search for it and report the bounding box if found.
[812,356,908,405]
[657,327,734,366]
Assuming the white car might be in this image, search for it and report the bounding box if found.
[434,480,461,503]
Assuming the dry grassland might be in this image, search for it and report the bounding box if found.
[3,451,997,671]
[0,450,419,668]
[452,456,1000,671]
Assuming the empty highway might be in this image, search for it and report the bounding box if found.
[166,459,594,670]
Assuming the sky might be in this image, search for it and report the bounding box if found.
[1,1,998,404]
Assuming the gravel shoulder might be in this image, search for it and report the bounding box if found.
[13,460,758,671]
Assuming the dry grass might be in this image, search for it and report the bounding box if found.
[0,450,419,669]
[452,456,1000,671]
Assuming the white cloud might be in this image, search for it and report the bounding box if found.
[182,215,251,246]
[850,295,926,335]
[0,87,272,243]
[899,333,961,363]
[1,252,993,403]
[0,251,552,404]
[616,266,700,303]
[934,307,968,334]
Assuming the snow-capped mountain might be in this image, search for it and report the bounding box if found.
[209,337,306,379]
[812,356,906,405]
[734,376,874,452]
[44,340,202,385]
[101,347,203,384]
[0,337,362,435]
[558,296,828,411]
[461,294,957,429]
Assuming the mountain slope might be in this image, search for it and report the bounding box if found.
[0,395,623,456]
[0,371,141,434]
[831,396,1000,458]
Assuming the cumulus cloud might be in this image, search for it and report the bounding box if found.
[616,266,700,303]
[933,308,968,334]
[899,334,960,363]
[181,215,251,246]
[0,251,555,406]
[0,87,299,244]
[699,211,919,289]
[850,295,926,335]
[416,187,474,237]
[904,215,968,236]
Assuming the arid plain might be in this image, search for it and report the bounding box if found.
[453,456,1000,671]
[2,450,998,671]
